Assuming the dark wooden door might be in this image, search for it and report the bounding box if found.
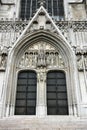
[15,70,37,115]
[47,71,68,115]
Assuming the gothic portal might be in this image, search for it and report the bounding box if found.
[0,0,87,120]
[14,42,69,116]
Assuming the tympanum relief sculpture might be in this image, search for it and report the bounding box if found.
[17,42,65,70]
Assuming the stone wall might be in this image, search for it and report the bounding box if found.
[0,20,87,117]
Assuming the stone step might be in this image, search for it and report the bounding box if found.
[0,116,87,130]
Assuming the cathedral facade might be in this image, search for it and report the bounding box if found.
[0,0,87,119]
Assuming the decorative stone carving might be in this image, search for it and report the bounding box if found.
[76,47,87,71]
[37,49,46,67]
[38,0,45,6]
[18,42,65,69]
[0,47,7,70]
[0,21,86,32]
[37,71,46,82]
[77,54,87,71]
[77,55,83,70]
[0,55,6,68]
[0,21,87,50]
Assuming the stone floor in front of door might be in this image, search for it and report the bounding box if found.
[0,116,87,130]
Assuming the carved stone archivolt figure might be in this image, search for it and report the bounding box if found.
[46,53,50,65]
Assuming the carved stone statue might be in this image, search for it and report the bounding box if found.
[37,49,46,67]
[50,53,54,65]
[37,71,46,82]
[77,55,83,70]
[46,53,50,65]
[24,52,29,67]
[59,56,65,68]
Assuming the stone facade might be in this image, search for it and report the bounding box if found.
[0,0,87,121]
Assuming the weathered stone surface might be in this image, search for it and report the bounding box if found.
[0,0,87,127]
[0,116,87,130]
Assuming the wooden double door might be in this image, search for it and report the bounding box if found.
[15,70,68,115]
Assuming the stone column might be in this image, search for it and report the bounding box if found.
[36,68,47,117]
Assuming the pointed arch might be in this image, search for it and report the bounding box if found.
[3,30,80,117]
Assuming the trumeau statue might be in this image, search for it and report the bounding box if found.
[18,42,65,69]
